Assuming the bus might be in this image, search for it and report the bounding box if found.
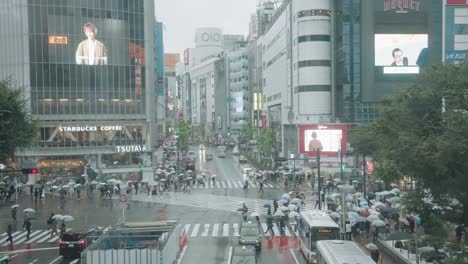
[316,240,375,264]
[297,210,340,263]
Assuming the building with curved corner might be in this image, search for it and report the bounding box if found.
[0,0,157,183]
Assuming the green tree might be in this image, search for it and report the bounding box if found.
[0,79,35,161]
[349,63,468,224]
[258,128,272,157]
[177,120,191,151]
[240,124,255,144]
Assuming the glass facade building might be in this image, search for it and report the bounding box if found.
[0,0,156,181]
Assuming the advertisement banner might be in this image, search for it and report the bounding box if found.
[299,124,348,157]
[447,0,468,5]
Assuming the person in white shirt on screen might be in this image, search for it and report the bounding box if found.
[391,48,408,66]
[308,132,323,152]
[75,22,108,65]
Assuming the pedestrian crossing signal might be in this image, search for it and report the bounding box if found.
[22,168,39,174]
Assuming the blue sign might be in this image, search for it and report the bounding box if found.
[445,51,466,64]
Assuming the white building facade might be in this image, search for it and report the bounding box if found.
[260,0,332,157]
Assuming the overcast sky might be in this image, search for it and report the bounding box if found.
[155,0,257,57]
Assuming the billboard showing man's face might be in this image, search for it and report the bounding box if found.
[75,22,108,65]
[299,125,348,157]
[375,34,428,67]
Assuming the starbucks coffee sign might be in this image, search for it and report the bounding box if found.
[59,126,123,132]
[116,145,148,153]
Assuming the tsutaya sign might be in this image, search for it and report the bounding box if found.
[116,145,148,153]
[58,126,123,132]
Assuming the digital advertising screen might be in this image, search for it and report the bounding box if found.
[299,124,348,157]
[375,34,428,74]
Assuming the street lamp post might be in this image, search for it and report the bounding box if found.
[317,148,322,210]
[362,153,366,199]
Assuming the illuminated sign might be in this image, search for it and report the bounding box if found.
[383,0,420,12]
[318,229,333,233]
[58,126,123,132]
[447,0,468,5]
[48,36,68,45]
[383,66,420,74]
[116,145,148,153]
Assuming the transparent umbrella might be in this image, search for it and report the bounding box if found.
[62,215,75,222]
[366,243,378,250]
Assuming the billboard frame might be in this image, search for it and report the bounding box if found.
[299,124,348,157]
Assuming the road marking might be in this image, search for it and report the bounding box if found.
[261,223,267,233]
[273,224,280,235]
[212,224,219,237]
[176,245,188,264]
[0,231,21,244]
[47,228,71,243]
[216,182,220,188]
[0,246,59,255]
[285,227,291,236]
[190,224,200,237]
[290,248,300,264]
[226,181,232,188]
[233,181,241,188]
[70,259,79,264]
[233,223,239,236]
[16,230,42,244]
[48,255,63,264]
[184,224,191,235]
[227,246,233,264]
[37,232,57,243]
[222,224,229,237]
[221,182,226,188]
[26,230,50,243]
[28,258,39,264]
[267,183,274,188]
[201,224,209,237]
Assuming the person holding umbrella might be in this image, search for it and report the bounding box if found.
[24,218,32,240]
[60,221,66,238]
[265,214,274,236]
[273,200,278,214]
[239,203,248,221]
[6,224,13,245]
[259,181,264,193]
[11,205,17,221]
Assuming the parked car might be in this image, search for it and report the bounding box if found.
[239,155,248,164]
[232,146,240,155]
[238,221,262,250]
[59,228,103,259]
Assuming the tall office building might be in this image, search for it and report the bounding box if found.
[0,0,157,182]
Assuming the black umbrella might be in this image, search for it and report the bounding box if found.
[385,231,411,241]
[263,204,271,208]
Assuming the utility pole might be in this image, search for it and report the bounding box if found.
[340,148,344,183]
[317,148,322,210]
[362,153,366,199]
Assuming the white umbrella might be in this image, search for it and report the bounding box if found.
[329,212,341,219]
[281,193,290,200]
[288,205,298,211]
[274,210,285,216]
[108,179,117,183]
[348,212,359,218]
[46,181,53,185]
[366,243,379,250]
[11,204,19,209]
[279,206,289,212]
[52,214,64,220]
[62,215,74,222]
[90,181,98,185]
[52,186,59,189]
[367,215,380,222]
[23,208,36,213]
[250,212,260,217]
[291,198,301,204]
[372,220,386,227]
[62,185,71,189]
[186,170,192,174]
[390,183,399,188]
[391,188,401,194]
[211,175,216,178]
[354,192,363,197]
[74,184,82,188]
[418,246,435,253]
[289,212,300,218]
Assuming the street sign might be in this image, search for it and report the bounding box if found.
[119,194,128,203]
[445,51,466,64]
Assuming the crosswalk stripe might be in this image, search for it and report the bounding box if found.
[237,181,245,188]
[285,227,291,236]
[2,231,27,246]
[25,230,50,243]
[261,223,267,233]
[184,224,191,235]
[222,224,229,237]
[226,182,232,188]
[252,181,258,187]
[216,182,220,188]
[273,224,280,235]
[37,232,57,243]
[233,223,239,237]
[201,224,209,237]
[212,224,219,237]
[0,231,21,244]
[191,224,200,237]
[267,183,274,188]
[221,182,226,188]
[15,230,42,245]
[231,181,239,188]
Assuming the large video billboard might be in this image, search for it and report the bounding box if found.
[299,124,348,157]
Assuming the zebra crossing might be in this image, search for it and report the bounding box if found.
[0,228,71,248]
[178,222,297,238]
[132,192,317,215]
[190,180,279,189]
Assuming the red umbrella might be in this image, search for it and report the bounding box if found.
[360,210,370,217]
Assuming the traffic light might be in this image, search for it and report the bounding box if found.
[22,168,39,174]
[341,164,346,170]
[139,165,144,171]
